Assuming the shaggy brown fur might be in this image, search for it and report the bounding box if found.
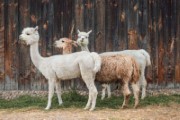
[97,55,140,108]
[96,55,140,83]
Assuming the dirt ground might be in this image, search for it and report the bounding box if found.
[0,104,179,120]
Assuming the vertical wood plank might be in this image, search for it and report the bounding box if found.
[94,0,105,53]
[105,0,114,52]
[74,0,86,90]
[127,0,139,49]
[4,0,19,90]
[8,0,19,90]
[75,0,84,31]
[174,0,180,83]
[118,0,127,50]
[148,0,158,88]
[18,0,31,90]
[84,0,95,51]
[165,0,175,87]
[0,0,5,90]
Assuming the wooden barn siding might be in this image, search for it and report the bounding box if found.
[0,0,179,90]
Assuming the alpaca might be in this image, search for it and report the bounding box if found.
[97,55,140,108]
[77,30,140,108]
[77,30,111,100]
[77,30,151,100]
[100,49,151,100]
[19,26,101,111]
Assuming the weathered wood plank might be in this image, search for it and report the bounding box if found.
[127,0,139,49]
[84,0,95,51]
[8,0,19,90]
[3,0,19,90]
[18,0,31,90]
[147,0,159,87]
[0,0,5,90]
[74,0,86,90]
[94,0,105,53]
[118,0,127,50]
[174,0,180,83]
[105,0,114,52]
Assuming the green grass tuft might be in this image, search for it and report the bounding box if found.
[0,91,179,109]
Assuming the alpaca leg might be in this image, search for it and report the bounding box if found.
[141,76,147,99]
[131,82,140,108]
[122,82,131,108]
[83,77,97,111]
[84,93,92,110]
[45,79,55,110]
[140,68,147,99]
[55,80,63,105]
[101,84,106,100]
[107,84,111,98]
[89,83,98,111]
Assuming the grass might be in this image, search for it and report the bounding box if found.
[0,91,179,109]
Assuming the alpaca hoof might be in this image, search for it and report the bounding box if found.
[89,108,95,111]
[59,102,63,106]
[101,97,105,100]
[107,96,111,99]
[121,105,128,109]
[84,107,89,110]
[45,107,50,110]
[141,96,145,100]
[134,105,138,109]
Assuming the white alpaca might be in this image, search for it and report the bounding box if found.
[19,26,101,111]
[77,30,151,99]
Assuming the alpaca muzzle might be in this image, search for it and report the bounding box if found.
[19,36,27,45]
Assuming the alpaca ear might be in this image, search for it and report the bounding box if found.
[77,29,80,34]
[35,26,39,31]
[87,30,92,35]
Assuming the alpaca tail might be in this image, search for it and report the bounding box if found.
[90,52,102,72]
[131,58,140,83]
[139,49,151,66]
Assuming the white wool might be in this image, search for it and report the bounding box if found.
[19,27,101,111]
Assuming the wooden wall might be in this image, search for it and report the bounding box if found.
[0,0,179,90]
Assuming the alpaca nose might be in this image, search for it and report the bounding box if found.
[81,38,84,42]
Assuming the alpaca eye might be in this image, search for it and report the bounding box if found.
[26,33,30,35]
[62,41,64,43]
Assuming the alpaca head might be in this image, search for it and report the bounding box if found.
[19,26,39,45]
[77,29,92,47]
[55,37,77,49]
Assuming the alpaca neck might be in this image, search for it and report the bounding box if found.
[81,45,90,52]
[30,42,44,68]
[63,46,72,54]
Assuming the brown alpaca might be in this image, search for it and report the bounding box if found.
[96,55,140,108]
[55,38,77,54]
